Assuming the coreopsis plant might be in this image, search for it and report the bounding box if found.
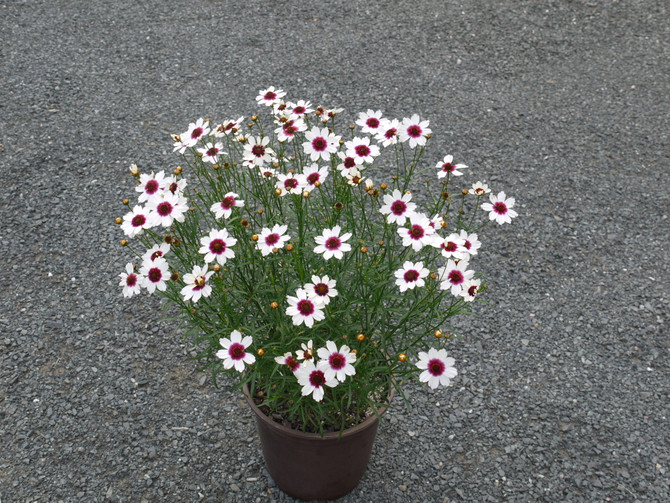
[117,88,518,434]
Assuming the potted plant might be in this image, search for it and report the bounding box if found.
[115,87,518,500]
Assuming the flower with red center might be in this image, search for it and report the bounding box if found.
[336,152,359,175]
[140,257,170,294]
[275,352,301,372]
[379,189,417,225]
[163,175,187,197]
[243,136,276,168]
[432,233,469,260]
[468,181,491,196]
[199,229,237,265]
[436,154,468,178]
[303,126,340,162]
[149,192,188,227]
[210,192,245,220]
[303,275,338,305]
[344,136,381,165]
[314,225,352,260]
[397,213,436,251]
[285,288,325,328]
[287,100,313,118]
[256,86,286,107]
[142,243,170,264]
[460,279,482,302]
[136,171,168,203]
[275,118,306,143]
[375,118,401,147]
[212,116,244,137]
[295,360,339,402]
[180,264,214,302]
[296,340,314,361]
[183,118,211,147]
[394,261,430,293]
[399,114,432,149]
[276,173,307,195]
[216,330,256,372]
[197,141,225,164]
[302,163,329,191]
[481,191,518,225]
[416,348,457,389]
[121,205,156,238]
[317,341,357,382]
[257,224,291,256]
[437,259,475,296]
[118,263,141,298]
[456,230,481,259]
[356,109,384,135]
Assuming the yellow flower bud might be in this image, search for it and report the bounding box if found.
[356,333,365,342]
[398,353,407,362]
[270,302,279,309]
[115,217,122,225]
[120,240,128,246]
[251,234,259,241]
[257,348,265,356]
[434,329,443,338]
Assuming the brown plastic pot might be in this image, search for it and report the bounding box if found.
[243,383,392,501]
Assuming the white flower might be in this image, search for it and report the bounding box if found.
[399,114,431,149]
[287,100,314,118]
[303,126,340,162]
[162,175,187,197]
[118,263,141,298]
[433,233,469,260]
[469,181,490,196]
[302,163,329,191]
[394,261,430,292]
[212,116,244,137]
[149,192,188,227]
[314,226,352,260]
[199,229,237,265]
[295,360,338,402]
[243,136,276,168]
[375,118,400,147]
[142,243,170,264]
[182,118,210,147]
[461,279,482,302]
[481,191,518,225]
[121,205,156,238]
[256,87,286,107]
[344,136,380,165]
[397,213,436,252]
[285,289,325,328]
[276,173,307,195]
[437,259,475,296]
[257,224,291,256]
[180,265,214,303]
[296,340,314,361]
[304,275,338,305]
[379,189,417,225]
[140,257,169,294]
[317,341,357,382]
[456,230,481,259]
[210,192,244,220]
[216,330,255,372]
[416,348,457,389]
[197,141,225,164]
[275,118,307,143]
[336,152,359,175]
[356,109,384,135]
[436,155,468,178]
[275,352,301,372]
[136,171,168,203]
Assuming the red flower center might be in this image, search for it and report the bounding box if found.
[314,283,329,296]
[404,270,419,282]
[145,180,159,194]
[309,370,326,388]
[307,173,319,184]
[329,353,345,370]
[444,241,457,252]
[286,357,300,371]
[391,201,407,215]
[407,125,422,138]
[312,137,327,151]
[150,251,163,261]
[126,274,137,287]
[148,268,162,283]
[442,162,454,172]
[448,270,464,285]
[293,106,306,114]
[297,299,315,316]
[366,117,380,128]
[207,147,218,157]
[251,145,266,158]
[157,202,173,217]
[384,128,398,140]
[265,233,280,245]
[428,358,445,376]
[221,196,234,209]
[264,91,277,101]
[467,284,479,297]
[229,343,246,360]
[355,145,371,157]
[210,239,226,254]
[325,237,341,250]
[463,240,472,250]
[493,201,508,215]
[284,178,299,189]
[410,225,425,239]
[343,157,356,169]
[131,214,146,227]
[191,127,203,139]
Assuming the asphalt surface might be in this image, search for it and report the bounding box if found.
[1,1,669,502]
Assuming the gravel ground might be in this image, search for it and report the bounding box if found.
[1,1,669,502]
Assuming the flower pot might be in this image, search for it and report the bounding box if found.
[243,383,392,501]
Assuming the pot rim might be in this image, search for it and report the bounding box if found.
[242,382,394,440]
